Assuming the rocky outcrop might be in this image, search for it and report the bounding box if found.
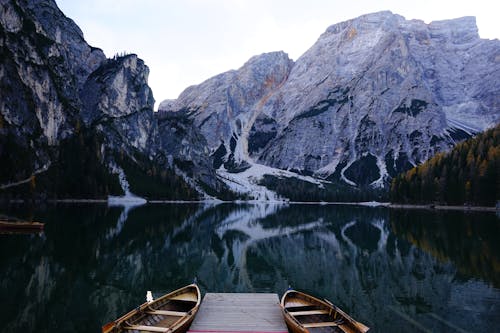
[0,0,106,183]
[158,52,294,172]
[0,0,105,142]
[156,109,217,189]
[80,54,159,158]
[159,11,500,189]
[0,0,198,200]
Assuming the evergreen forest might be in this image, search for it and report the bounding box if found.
[390,124,500,206]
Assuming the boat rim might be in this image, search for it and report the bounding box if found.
[103,283,201,333]
[280,289,369,333]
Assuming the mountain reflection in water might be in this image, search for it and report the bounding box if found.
[0,203,498,333]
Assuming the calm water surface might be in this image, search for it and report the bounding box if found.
[0,203,499,332]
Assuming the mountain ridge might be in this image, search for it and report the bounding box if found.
[158,10,500,197]
[1,3,499,201]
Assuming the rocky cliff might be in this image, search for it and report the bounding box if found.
[0,0,197,200]
[159,11,500,194]
[0,0,105,177]
[159,52,293,168]
[80,54,159,159]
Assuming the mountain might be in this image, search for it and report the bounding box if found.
[1,3,499,201]
[390,123,499,206]
[159,11,500,197]
[0,0,197,200]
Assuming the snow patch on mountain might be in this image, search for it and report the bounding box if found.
[370,156,390,188]
[217,162,326,201]
[108,164,146,206]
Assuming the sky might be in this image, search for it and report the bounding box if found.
[55,0,499,109]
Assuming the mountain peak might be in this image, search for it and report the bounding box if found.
[244,51,292,65]
[428,16,479,42]
[322,11,403,37]
[159,11,499,192]
[238,51,294,84]
[321,11,480,42]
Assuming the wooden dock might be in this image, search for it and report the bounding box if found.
[188,293,288,333]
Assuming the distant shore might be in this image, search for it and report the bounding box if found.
[387,203,497,212]
[287,201,497,212]
[1,198,497,213]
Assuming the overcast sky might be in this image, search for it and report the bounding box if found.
[56,0,499,108]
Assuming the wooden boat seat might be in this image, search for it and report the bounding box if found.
[145,309,187,316]
[124,324,171,332]
[170,294,198,302]
[303,322,342,328]
[285,305,320,312]
[288,310,329,316]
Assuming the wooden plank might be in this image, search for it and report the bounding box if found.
[124,324,170,332]
[303,322,341,328]
[188,293,287,332]
[146,310,187,316]
[288,310,329,316]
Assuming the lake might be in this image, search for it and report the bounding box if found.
[0,203,498,332]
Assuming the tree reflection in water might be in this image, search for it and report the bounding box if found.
[0,203,498,333]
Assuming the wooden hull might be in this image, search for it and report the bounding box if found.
[281,290,369,333]
[0,221,44,234]
[103,284,201,333]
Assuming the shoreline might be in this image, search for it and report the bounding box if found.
[387,203,496,212]
[1,198,497,213]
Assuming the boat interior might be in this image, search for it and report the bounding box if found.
[123,288,199,332]
[284,293,361,333]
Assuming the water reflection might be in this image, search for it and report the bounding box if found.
[0,203,498,333]
[389,209,500,288]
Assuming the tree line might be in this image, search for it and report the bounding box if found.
[390,124,500,206]
[259,175,388,202]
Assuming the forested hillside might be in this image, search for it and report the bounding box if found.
[390,124,500,206]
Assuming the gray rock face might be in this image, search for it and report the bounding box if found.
[0,0,174,198]
[81,54,158,158]
[0,0,105,147]
[160,11,500,187]
[156,109,211,183]
[0,0,107,186]
[159,51,294,171]
[259,12,499,186]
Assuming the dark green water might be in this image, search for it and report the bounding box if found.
[0,203,499,333]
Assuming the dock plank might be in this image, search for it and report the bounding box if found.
[188,293,288,333]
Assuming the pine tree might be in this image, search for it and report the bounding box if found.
[390,124,500,206]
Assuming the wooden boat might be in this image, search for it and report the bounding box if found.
[0,220,44,234]
[281,289,369,333]
[102,284,201,333]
